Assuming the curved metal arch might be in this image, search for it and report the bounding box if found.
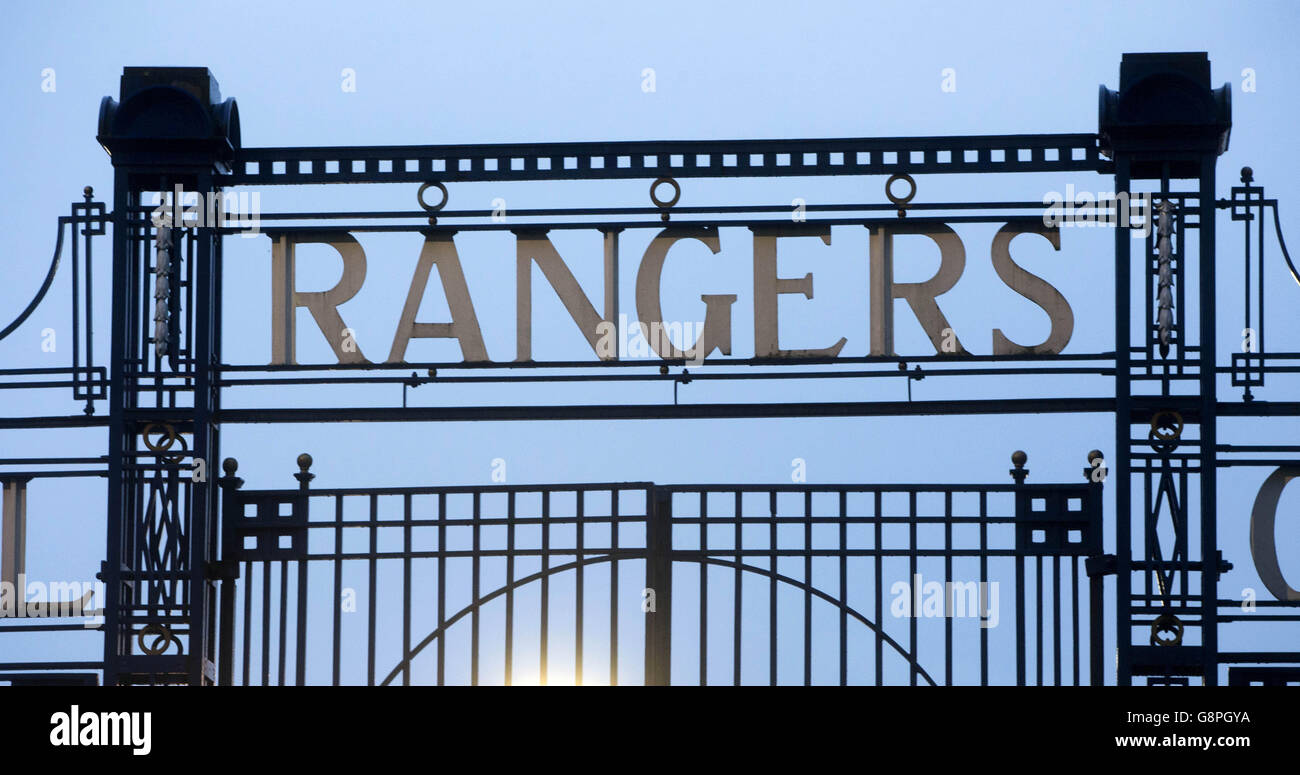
[1271,203,1300,287]
[379,554,616,686]
[693,555,939,686]
[0,218,66,342]
[380,552,936,686]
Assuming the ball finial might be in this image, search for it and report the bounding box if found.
[222,457,238,476]
[1241,166,1254,184]
[1011,450,1027,468]
[297,453,313,472]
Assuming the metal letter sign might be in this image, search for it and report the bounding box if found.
[1,53,1298,686]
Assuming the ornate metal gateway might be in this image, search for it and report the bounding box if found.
[1,53,1298,686]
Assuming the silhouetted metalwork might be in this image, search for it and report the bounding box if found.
[214,454,1103,685]
[2,54,1299,686]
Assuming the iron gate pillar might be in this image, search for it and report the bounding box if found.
[1100,52,1231,685]
[97,68,239,684]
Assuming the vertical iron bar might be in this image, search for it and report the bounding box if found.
[296,557,307,686]
[403,493,411,686]
[944,491,953,686]
[1253,201,1263,364]
[260,559,270,686]
[735,490,743,687]
[699,491,707,686]
[71,215,80,395]
[332,495,342,686]
[575,490,584,686]
[242,559,251,686]
[541,490,549,685]
[839,491,847,687]
[1053,555,1061,686]
[875,490,883,686]
[1016,555,1026,686]
[437,492,445,686]
[1199,156,1219,686]
[277,559,287,686]
[979,492,988,687]
[909,492,917,687]
[367,493,376,686]
[102,170,134,686]
[506,491,515,686]
[1072,555,1080,686]
[610,489,619,686]
[644,487,673,685]
[1036,555,1043,685]
[804,490,812,687]
[769,490,777,685]
[471,492,480,686]
[1114,155,1134,685]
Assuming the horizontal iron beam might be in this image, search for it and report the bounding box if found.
[223,133,1108,186]
[215,398,1118,423]
[2,401,1294,429]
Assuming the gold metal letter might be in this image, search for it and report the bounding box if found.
[270,231,369,365]
[388,232,489,363]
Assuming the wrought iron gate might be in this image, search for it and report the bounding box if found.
[215,457,1102,685]
[3,52,1300,687]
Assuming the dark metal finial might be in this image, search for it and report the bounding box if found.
[294,453,315,488]
[218,457,243,490]
[1084,449,1104,482]
[1010,450,1028,484]
[1240,166,1253,184]
[83,186,93,198]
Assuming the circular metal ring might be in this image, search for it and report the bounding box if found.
[649,177,681,209]
[141,422,188,464]
[1150,612,1184,647]
[137,623,181,656]
[416,181,449,213]
[141,423,177,454]
[1148,410,1184,442]
[884,173,917,206]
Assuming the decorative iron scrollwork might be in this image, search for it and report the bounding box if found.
[1154,199,1175,358]
[650,177,680,221]
[885,173,916,218]
[416,181,448,224]
[141,422,189,464]
[1150,612,1183,647]
[137,623,182,656]
[1147,409,1183,454]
